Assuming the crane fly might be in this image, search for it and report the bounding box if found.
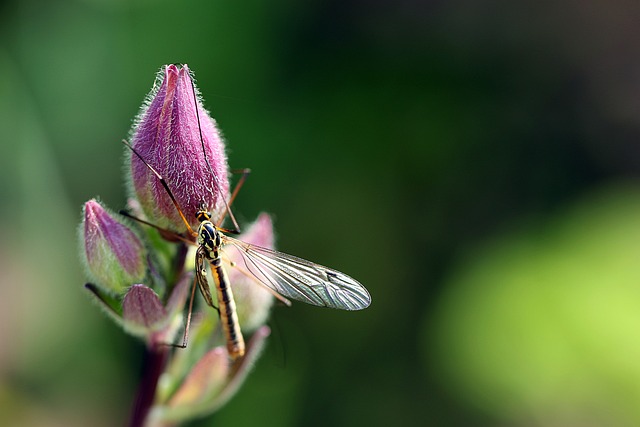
[122,80,371,360]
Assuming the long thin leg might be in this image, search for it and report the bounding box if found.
[227,168,251,216]
[119,210,196,246]
[167,273,199,349]
[188,76,242,234]
[215,168,252,233]
[122,140,197,238]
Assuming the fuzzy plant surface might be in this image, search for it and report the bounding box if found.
[79,64,274,427]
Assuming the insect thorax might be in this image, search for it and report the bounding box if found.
[197,220,221,259]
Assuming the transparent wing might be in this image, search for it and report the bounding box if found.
[195,247,217,309]
[222,235,371,311]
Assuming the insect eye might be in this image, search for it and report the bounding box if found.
[195,211,212,222]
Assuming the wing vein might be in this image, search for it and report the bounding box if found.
[222,236,371,310]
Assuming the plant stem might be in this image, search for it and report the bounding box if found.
[128,345,169,427]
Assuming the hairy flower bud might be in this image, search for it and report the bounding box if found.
[81,199,146,293]
[122,284,168,336]
[79,65,281,426]
[129,64,229,232]
[228,213,276,331]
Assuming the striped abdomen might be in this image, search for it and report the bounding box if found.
[210,257,245,360]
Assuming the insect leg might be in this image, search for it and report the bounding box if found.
[215,168,252,232]
[119,210,195,245]
[187,75,243,234]
[122,139,197,238]
[164,272,199,349]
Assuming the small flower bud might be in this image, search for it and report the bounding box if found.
[150,326,270,425]
[205,326,270,412]
[81,199,146,293]
[129,64,229,232]
[168,347,230,408]
[228,213,276,331]
[122,284,168,337]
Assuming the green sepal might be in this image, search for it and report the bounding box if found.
[85,283,124,319]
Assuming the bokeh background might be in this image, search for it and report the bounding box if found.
[3,0,640,426]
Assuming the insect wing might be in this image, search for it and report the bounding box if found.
[195,247,217,308]
[222,236,371,310]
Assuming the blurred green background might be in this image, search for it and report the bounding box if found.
[3,0,640,426]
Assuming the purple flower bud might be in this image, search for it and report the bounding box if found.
[129,64,229,232]
[122,284,168,336]
[228,213,276,331]
[81,199,146,293]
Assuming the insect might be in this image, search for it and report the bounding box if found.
[122,81,371,360]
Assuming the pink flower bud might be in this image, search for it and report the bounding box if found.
[153,326,270,424]
[228,213,276,331]
[129,64,229,232]
[167,347,230,408]
[122,284,168,336]
[81,199,146,293]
